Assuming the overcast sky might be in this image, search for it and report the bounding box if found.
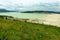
[0,0,59,5]
[0,0,60,11]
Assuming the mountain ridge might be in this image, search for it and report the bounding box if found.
[21,11,60,14]
[0,9,16,12]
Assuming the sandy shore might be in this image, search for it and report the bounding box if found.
[44,14,60,27]
[25,14,60,27]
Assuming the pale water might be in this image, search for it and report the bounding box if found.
[0,12,50,19]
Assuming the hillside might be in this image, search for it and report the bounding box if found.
[0,16,60,40]
[21,11,60,14]
[0,9,16,12]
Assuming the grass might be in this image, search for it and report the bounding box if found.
[0,19,60,40]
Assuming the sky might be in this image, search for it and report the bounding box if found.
[0,0,60,11]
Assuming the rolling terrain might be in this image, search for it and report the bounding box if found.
[0,16,60,40]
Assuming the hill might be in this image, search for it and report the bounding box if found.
[0,16,60,40]
[0,9,16,12]
[21,11,60,14]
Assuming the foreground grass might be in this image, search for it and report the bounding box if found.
[0,19,60,40]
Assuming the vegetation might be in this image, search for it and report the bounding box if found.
[0,17,60,40]
[0,9,16,12]
[21,11,60,14]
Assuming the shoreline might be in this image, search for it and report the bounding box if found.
[0,13,60,27]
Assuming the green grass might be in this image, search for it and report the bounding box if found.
[0,19,60,40]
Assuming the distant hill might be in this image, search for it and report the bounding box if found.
[0,9,16,12]
[21,11,60,14]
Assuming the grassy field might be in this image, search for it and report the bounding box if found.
[0,19,60,40]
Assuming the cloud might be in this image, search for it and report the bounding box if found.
[0,0,60,12]
[0,0,59,5]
